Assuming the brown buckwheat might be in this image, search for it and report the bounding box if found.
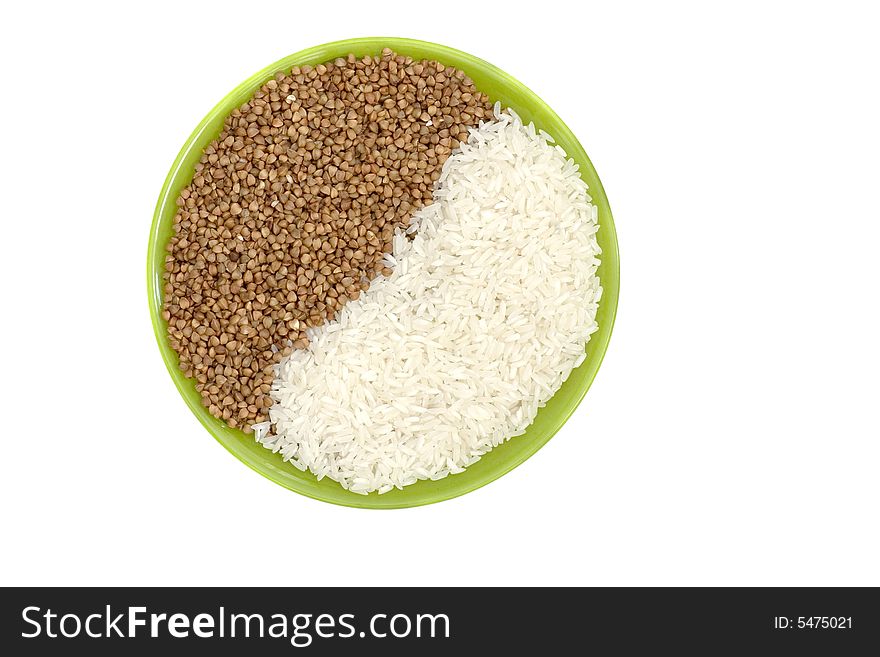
[163,49,493,430]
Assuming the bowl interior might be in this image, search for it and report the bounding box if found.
[148,37,619,508]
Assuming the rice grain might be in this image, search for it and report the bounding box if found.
[256,106,602,494]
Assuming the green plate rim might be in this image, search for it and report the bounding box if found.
[147,37,620,509]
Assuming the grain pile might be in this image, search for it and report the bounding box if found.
[163,50,492,430]
[256,107,602,493]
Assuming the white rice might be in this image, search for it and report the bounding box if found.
[254,106,602,494]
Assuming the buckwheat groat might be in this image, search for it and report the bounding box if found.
[163,49,493,430]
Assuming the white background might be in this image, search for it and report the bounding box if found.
[1,0,878,587]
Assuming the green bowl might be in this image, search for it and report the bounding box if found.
[147,37,619,508]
